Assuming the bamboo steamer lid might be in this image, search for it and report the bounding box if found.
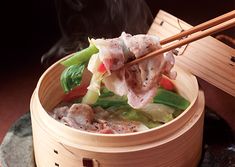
[148,10,235,96]
[30,55,205,167]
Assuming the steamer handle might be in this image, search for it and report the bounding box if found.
[82,158,100,167]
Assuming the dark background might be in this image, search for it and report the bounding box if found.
[1,0,234,69]
[0,0,234,142]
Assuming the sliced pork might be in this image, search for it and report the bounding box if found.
[52,106,69,120]
[90,32,176,108]
[58,104,96,131]
[67,104,94,124]
[90,33,134,72]
[52,104,146,134]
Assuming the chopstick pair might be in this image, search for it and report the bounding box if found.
[125,10,235,67]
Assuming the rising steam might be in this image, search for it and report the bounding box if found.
[41,0,153,67]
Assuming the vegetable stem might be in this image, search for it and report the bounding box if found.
[82,89,99,105]
[61,44,99,67]
[81,73,101,104]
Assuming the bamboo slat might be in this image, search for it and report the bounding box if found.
[148,10,235,96]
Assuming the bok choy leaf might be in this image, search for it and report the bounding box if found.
[60,64,85,92]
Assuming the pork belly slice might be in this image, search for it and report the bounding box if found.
[59,104,98,131]
[96,119,146,134]
[67,104,94,124]
[52,106,69,120]
[52,104,149,133]
[99,32,176,108]
[90,34,133,73]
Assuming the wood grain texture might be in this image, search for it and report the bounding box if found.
[148,10,235,97]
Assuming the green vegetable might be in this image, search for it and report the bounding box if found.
[99,87,115,98]
[92,89,127,108]
[92,98,128,109]
[60,64,85,92]
[141,103,174,123]
[60,43,98,93]
[82,89,99,105]
[172,109,183,118]
[153,88,190,110]
[61,44,99,67]
[121,109,162,128]
[82,73,102,105]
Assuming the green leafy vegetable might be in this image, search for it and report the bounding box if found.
[60,64,85,93]
[61,44,99,67]
[172,109,183,118]
[99,87,115,98]
[153,88,190,110]
[141,103,174,123]
[92,89,127,108]
[92,98,128,109]
[60,43,98,94]
[121,109,162,128]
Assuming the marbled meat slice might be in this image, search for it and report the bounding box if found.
[102,32,176,108]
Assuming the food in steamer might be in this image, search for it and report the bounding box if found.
[51,32,190,134]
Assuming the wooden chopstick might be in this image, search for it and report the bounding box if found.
[125,14,235,67]
[160,10,235,45]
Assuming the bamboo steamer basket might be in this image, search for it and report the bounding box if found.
[30,54,205,167]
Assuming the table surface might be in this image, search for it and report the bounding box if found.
[0,63,43,144]
[1,110,235,167]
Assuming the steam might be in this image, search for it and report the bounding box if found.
[41,0,153,67]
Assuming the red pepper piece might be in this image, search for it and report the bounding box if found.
[97,63,107,73]
[159,76,175,91]
[63,84,88,102]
